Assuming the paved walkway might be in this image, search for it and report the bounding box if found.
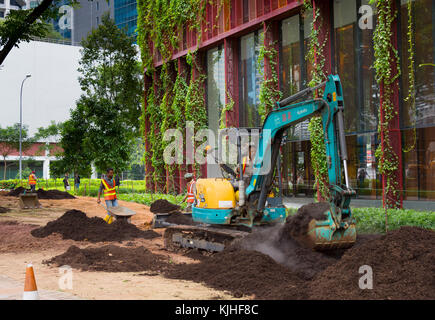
[283,196,435,211]
[0,275,83,300]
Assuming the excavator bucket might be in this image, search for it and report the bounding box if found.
[18,193,42,209]
[306,210,356,251]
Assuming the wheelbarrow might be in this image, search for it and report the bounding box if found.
[99,203,136,223]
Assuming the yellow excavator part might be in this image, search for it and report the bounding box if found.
[195,178,236,209]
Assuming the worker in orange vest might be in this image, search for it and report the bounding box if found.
[182,173,196,212]
[236,144,256,186]
[97,168,118,224]
[28,171,37,193]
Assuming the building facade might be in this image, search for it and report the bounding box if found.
[143,0,435,202]
[0,40,84,179]
[114,0,138,37]
[0,0,26,18]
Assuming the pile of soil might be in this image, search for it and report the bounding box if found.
[6,187,26,196]
[279,202,329,245]
[150,199,180,213]
[309,226,435,300]
[6,187,75,199]
[166,226,434,299]
[36,189,76,200]
[0,206,10,213]
[165,247,308,299]
[31,210,159,242]
[45,245,169,273]
[0,221,77,253]
[233,224,344,280]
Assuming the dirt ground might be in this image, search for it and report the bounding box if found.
[1,193,433,300]
[0,193,234,300]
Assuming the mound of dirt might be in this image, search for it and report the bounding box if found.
[150,199,180,213]
[233,225,344,280]
[0,221,77,253]
[280,202,329,243]
[45,245,169,273]
[6,187,75,199]
[31,210,159,242]
[0,206,10,213]
[309,226,435,300]
[165,247,308,300]
[6,187,26,196]
[36,189,76,199]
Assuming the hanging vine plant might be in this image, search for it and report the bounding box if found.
[304,0,329,200]
[220,90,235,129]
[257,24,283,123]
[137,1,230,190]
[403,0,416,153]
[370,0,401,210]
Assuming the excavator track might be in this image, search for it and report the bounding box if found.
[163,225,249,252]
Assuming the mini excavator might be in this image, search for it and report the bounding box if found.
[157,74,357,251]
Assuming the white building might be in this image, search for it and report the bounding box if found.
[0,0,26,18]
[0,40,84,179]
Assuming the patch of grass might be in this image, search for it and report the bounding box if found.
[352,207,435,234]
[285,205,434,234]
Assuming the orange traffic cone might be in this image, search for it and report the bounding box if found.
[23,263,39,300]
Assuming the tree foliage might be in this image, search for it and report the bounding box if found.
[57,14,143,176]
[0,0,78,64]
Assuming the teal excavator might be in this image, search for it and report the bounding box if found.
[157,74,357,251]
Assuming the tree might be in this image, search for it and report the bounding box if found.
[52,105,92,178]
[58,14,143,174]
[78,13,143,133]
[0,124,33,180]
[0,1,67,64]
[33,121,63,156]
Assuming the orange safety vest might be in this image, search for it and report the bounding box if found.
[186,180,195,203]
[101,178,117,200]
[28,174,37,185]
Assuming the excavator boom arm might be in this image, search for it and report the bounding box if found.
[246,75,350,213]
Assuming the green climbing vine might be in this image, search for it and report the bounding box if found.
[257,24,283,123]
[220,90,234,129]
[403,0,416,153]
[185,55,208,178]
[137,1,230,190]
[371,0,401,209]
[304,0,329,200]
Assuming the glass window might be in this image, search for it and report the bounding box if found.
[402,127,435,200]
[400,0,435,128]
[359,0,379,132]
[281,15,302,97]
[303,7,313,87]
[334,0,358,133]
[207,46,225,136]
[239,30,263,127]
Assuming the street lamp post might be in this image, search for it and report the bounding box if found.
[19,74,31,183]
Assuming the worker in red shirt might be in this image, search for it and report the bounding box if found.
[182,173,196,212]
